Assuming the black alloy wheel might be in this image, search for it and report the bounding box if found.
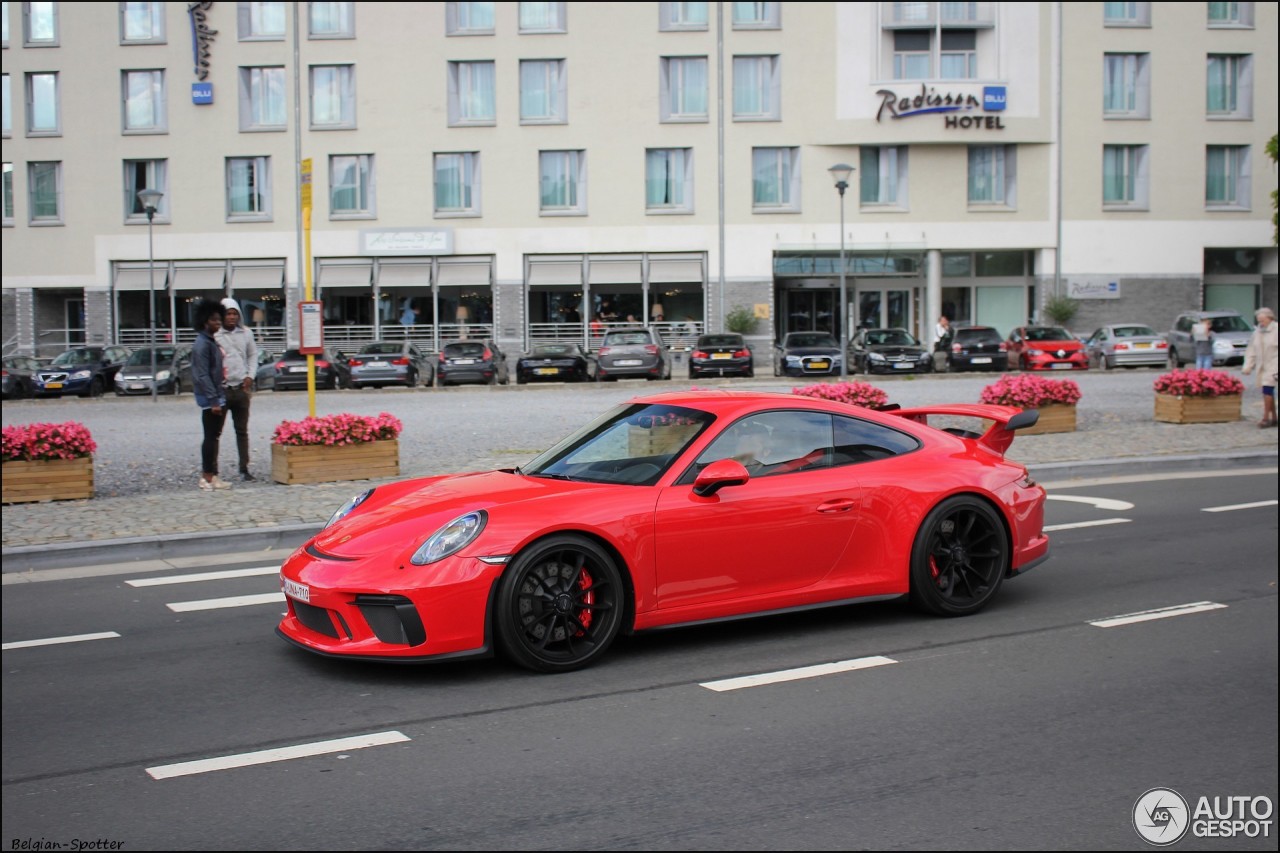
[495,535,625,673]
[909,496,1009,617]
[85,377,104,398]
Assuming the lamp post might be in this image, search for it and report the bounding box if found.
[828,163,854,380]
[137,188,164,402]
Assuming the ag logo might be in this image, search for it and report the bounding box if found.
[1134,788,1190,845]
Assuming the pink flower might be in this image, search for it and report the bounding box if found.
[979,375,1082,408]
[792,381,890,409]
[272,412,403,446]
[1153,369,1245,398]
[2,421,96,462]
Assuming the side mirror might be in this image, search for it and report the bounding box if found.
[693,459,750,497]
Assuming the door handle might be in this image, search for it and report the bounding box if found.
[816,499,856,513]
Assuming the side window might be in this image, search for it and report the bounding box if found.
[832,415,920,466]
[1176,317,1191,333]
[688,411,832,480]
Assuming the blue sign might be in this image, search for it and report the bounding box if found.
[192,82,213,105]
[983,86,1007,112]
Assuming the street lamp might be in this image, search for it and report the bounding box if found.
[137,188,164,402]
[828,163,854,379]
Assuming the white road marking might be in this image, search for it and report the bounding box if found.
[2,631,122,651]
[1202,499,1278,513]
[167,592,284,612]
[146,731,411,780]
[127,566,280,587]
[700,655,898,692]
[1043,518,1132,532]
[1089,601,1227,628]
[1045,494,1135,511]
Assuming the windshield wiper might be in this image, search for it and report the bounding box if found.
[529,471,575,481]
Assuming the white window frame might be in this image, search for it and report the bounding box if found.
[1102,144,1149,210]
[123,158,169,223]
[752,147,800,213]
[1102,2,1151,27]
[3,162,15,226]
[434,151,481,217]
[226,156,273,221]
[939,29,976,80]
[646,148,694,214]
[448,60,496,126]
[967,145,1016,209]
[310,64,356,129]
[308,1,354,38]
[860,146,909,210]
[120,2,165,43]
[27,160,62,225]
[1103,53,1150,119]
[2,75,10,138]
[23,1,58,46]
[519,59,566,124]
[329,154,375,219]
[1207,2,1254,28]
[660,56,709,122]
[1205,145,1250,210]
[238,66,287,131]
[1206,54,1252,119]
[733,55,780,121]
[659,2,708,31]
[122,69,167,134]
[518,2,566,33]
[237,1,286,40]
[25,71,59,137]
[731,1,780,29]
[892,30,932,80]
[2,1,8,47]
[446,1,495,35]
[538,150,586,216]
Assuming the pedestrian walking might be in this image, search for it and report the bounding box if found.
[217,298,258,480]
[192,298,231,490]
[1242,307,1278,428]
[1192,315,1215,370]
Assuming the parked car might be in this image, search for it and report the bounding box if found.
[2,355,42,399]
[113,345,192,395]
[515,343,595,384]
[265,348,351,391]
[595,327,671,381]
[438,340,509,386]
[1006,326,1088,371]
[688,333,754,379]
[276,391,1048,672]
[32,346,132,398]
[942,326,1008,373]
[850,327,932,375]
[1166,310,1253,367]
[1083,324,1169,370]
[252,349,277,391]
[347,341,434,389]
[772,331,844,377]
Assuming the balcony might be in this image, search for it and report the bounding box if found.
[882,2,995,28]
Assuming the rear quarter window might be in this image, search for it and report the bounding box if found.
[832,415,920,465]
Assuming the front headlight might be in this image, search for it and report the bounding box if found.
[325,488,375,529]
[1213,339,1232,352]
[785,356,801,365]
[156,370,171,381]
[70,370,91,380]
[1025,348,1043,357]
[411,510,488,565]
[868,352,886,362]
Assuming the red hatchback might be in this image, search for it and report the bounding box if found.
[1007,326,1089,371]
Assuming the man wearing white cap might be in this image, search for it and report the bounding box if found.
[216,297,259,480]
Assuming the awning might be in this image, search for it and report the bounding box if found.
[377,262,433,289]
[437,260,492,287]
[114,266,167,291]
[527,261,582,286]
[318,260,373,287]
[232,263,285,289]
[588,258,642,285]
[172,265,226,291]
[648,259,704,284]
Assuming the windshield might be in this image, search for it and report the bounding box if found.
[1025,327,1072,342]
[602,332,653,346]
[125,348,176,365]
[51,349,102,366]
[866,330,919,346]
[1209,315,1252,333]
[786,334,838,348]
[445,343,487,357]
[698,335,744,348]
[530,345,576,357]
[1113,325,1157,338]
[523,403,715,486]
[359,343,406,355]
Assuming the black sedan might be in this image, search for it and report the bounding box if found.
[850,328,932,375]
[265,348,352,391]
[689,333,754,379]
[772,332,843,377]
[438,341,509,386]
[113,346,191,395]
[942,325,1009,373]
[515,343,595,384]
[2,356,42,399]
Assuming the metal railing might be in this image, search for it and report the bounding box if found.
[528,320,704,353]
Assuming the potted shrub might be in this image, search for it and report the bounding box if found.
[1153,369,1244,424]
[2,421,96,503]
[271,412,403,485]
[792,381,890,408]
[979,374,1082,434]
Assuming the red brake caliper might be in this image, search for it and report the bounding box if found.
[576,569,594,634]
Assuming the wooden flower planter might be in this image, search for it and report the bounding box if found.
[2,456,94,504]
[271,439,400,485]
[1154,393,1241,424]
[1022,403,1077,435]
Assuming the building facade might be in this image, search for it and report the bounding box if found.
[3,1,1276,361]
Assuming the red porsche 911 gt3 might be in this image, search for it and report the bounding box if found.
[277,391,1049,672]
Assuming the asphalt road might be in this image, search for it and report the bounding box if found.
[2,469,1275,851]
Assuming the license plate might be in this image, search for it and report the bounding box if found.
[535,367,559,375]
[130,383,146,390]
[369,361,388,367]
[1135,343,1151,349]
[454,358,476,365]
[971,357,992,364]
[893,362,914,369]
[808,361,830,370]
[46,382,63,389]
[616,359,642,366]
[289,366,308,373]
[1049,363,1073,369]
[712,353,732,360]
[281,577,310,603]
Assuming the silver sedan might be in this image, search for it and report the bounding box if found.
[1082,324,1169,370]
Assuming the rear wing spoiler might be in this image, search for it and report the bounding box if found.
[885,404,1039,456]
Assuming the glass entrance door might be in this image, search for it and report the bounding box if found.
[783,289,835,336]
[857,288,911,330]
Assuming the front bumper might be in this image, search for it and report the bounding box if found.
[1024,357,1088,371]
[690,358,752,376]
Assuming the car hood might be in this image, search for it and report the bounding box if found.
[862,344,927,356]
[784,345,841,356]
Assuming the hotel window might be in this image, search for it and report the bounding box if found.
[1207,2,1253,27]
[434,152,480,217]
[519,2,565,33]
[860,146,908,209]
[1206,54,1252,119]
[1102,144,1149,209]
[239,66,287,131]
[308,1,354,38]
[330,154,374,218]
[122,69,166,133]
[732,1,779,29]
[1103,53,1150,119]
[28,161,62,224]
[448,60,496,126]
[446,1,494,35]
[23,1,58,46]
[1205,146,1250,209]
[1102,2,1150,26]
[2,75,10,137]
[967,145,1015,208]
[226,156,272,220]
[120,2,165,43]
[659,1,707,30]
[893,31,931,79]
[520,59,566,124]
[123,159,168,223]
[939,30,976,79]
[25,72,59,136]
[3,163,14,225]
[539,150,586,215]
[310,65,356,129]
[646,148,693,214]
[660,57,708,122]
[752,147,799,212]
[237,1,286,40]
[733,56,780,121]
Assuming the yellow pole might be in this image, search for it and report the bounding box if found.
[302,160,316,418]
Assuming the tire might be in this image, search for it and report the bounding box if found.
[85,378,104,398]
[494,534,625,673]
[1102,354,1113,371]
[407,371,418,389]
[909,496,1009,617]
[1169,348,1182,369]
